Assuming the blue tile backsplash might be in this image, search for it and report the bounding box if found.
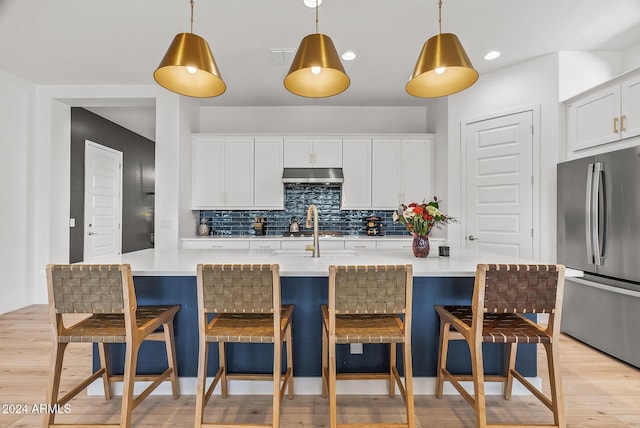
[198,184,410,236]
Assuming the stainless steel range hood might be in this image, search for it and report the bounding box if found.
[282,167,344,184]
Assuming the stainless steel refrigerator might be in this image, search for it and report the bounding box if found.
[557,144,640,368]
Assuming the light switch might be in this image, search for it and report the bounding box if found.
[350,343,363,354]
[69,218,75,227]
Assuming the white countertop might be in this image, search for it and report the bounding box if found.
[91,247,582,278]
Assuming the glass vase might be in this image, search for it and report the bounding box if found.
[412,234,430,258]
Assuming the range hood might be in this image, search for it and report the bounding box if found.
[282,167,344,184]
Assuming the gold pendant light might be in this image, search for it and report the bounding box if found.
[154,0,226,98]
[406,0,478,98]
[284,1,350,98]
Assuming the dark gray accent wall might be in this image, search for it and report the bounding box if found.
[70,108,155,263]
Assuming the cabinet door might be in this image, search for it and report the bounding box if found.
[192,137,225,208]
[402,138,435,204]
[313,138,343,167]
[224,138,254,208]
[372,139,402,209]
[254,138,284,209]
[567,85,621,151]
[341,138,371,209]
[622,74,640,140]
[284,138,313,167]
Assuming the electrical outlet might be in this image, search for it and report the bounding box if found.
[350,343,363,354]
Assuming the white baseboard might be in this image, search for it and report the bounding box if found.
[87,376,542,397]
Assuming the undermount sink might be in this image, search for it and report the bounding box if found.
[271,249,357,257]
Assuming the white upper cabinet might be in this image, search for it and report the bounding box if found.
[254,137,284,209]
[567,70,640,153]
[191,136,254,209]
[372,138,403,208]
[621,74,640,140]
[371,137,435,209]
[283,138,342,167]
[341,138,372,209]
[402,138,435,204]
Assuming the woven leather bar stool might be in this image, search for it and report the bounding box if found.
[322,264,415,428]
[195,264,294,428]
[43,264,180,428]
[435,264,566,428]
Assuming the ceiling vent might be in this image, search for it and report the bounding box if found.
[270,49,296,65]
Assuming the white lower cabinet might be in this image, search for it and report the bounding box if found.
[375,239,413,250]
[280,239,345,251]
[182,240,250,250]
[249,240,281,250]
[344,240,377,249]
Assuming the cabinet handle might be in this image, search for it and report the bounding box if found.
[621,115,626,132]
[614,117,619,133]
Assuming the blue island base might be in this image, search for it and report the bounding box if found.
[90,276,540,396]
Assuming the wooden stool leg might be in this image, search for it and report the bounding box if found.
[194,339,209,428]
[272,339,282,428]
[120,341,140,428]
[98,343,112,400]
[329,336,337,428]
[435,321,450,398]
[321,322,328,398]
[545,342,566,427]
[504,342,517,399]
[389,341,397,397]
[219,342,228,398]
[163,320,180,398]
[470,340,487,428]
[403,341,415,428]
[43,342,67,428]
[286,324,294,399]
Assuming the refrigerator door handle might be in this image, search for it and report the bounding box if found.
[592,162,605,265]
[585,163,595,264]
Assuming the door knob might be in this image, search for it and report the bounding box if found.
[467,235,479,241]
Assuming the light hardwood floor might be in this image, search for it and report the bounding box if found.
[1,305,638,427]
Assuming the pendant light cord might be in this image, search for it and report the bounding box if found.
[315,1,319,33]
[190,0,195,34]
[438,0,442,34]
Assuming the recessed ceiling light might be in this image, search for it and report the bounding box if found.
[304,0,322,7]
[484,51,501,61]
[341,51,356,61]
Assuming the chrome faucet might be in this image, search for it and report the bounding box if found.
[305,204,320,257]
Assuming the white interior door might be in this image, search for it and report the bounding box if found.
[464,111,533,258]
[84,140,122,261]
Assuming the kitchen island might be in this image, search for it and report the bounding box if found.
[89,247,579,396]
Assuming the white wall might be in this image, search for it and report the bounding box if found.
[178,98,200,240]
[446,54,560,262]
[27,85,182,304]
[0,69,33,314]
[558,51,623,101]
[623,41,640,71]
[199,106,429,134]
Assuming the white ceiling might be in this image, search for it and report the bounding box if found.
[2,0,640,137]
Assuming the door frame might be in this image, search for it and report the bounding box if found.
[83,140,123,261]
[458,105,542,260]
